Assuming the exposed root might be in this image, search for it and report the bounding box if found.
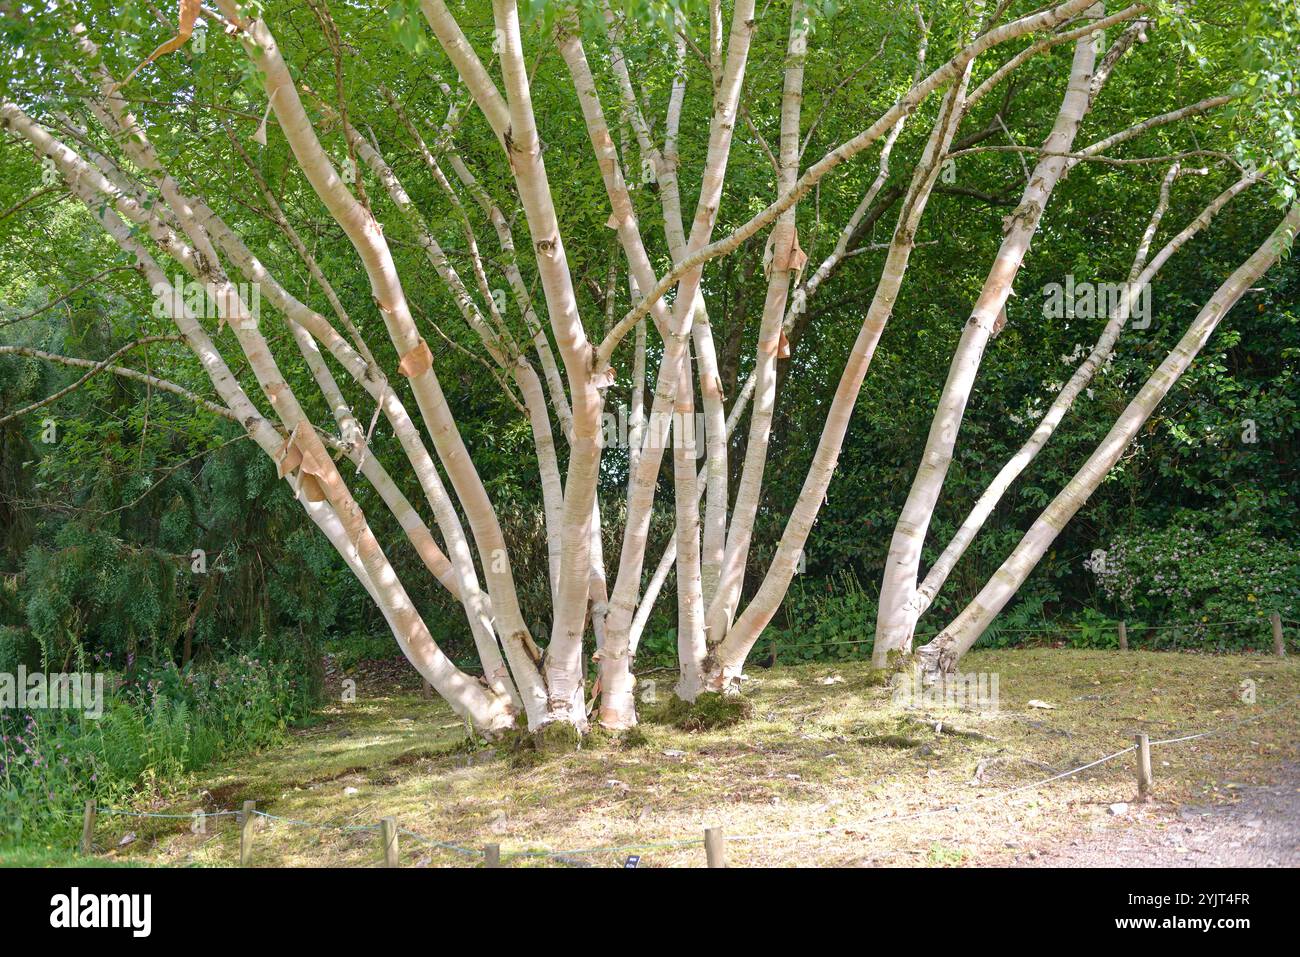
[916,634,960,684]
[895,714,995,741]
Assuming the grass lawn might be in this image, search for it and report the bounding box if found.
[61,649,1300,868]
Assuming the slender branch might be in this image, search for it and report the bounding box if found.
[598,0,1101,368]
[0,342,237,425]
[0,266,137,327]
[0,336,197,426]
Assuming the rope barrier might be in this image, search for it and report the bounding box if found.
[253,810,378,833]
[89,693,1296,865]
[98,808,239,820]
[762,614,1289,656]
[503,836,705,860]
[722,693,1300,847]
[397,827,481,857]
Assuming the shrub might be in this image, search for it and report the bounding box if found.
[1089,513,1298,649]
[0,624,39,674]
[325,632,401,672]
[0,648,313,849]
[769,570,876,661]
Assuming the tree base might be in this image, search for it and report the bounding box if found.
[583,724,650,750]
[533,719,583,753]
[867,648,916,687]
[915,636,959,683]
[497,718,585,767]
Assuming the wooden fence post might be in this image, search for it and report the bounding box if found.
[770,639,778,668]
[484,843,501,868]
[1135,733,1153,801]
[1271,612,1285,658]
[80,800,95,855]
[239,800,256,867]
[380,817,399,867]
[704,827,726,867]
[1118,620,1128,651]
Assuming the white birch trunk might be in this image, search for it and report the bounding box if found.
[913,169,1255,617]
[2,102,515,730]
[917,205,1300,675]
[217,3,552,724]
[873,22,1101,667]
[591,0,757,725]
[707,0,809,645]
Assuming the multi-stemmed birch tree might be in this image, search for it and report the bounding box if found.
[2,0,1295,736]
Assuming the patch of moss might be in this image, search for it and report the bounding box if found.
[646,692,754,731]
[495,719,586,767]
[864,649,921,688]
[617,725,651,749]
[926,843,971,866]
[580,722,652,751]
[94,650,1300,868]
[535,720,582,753]
[861,733,922,749]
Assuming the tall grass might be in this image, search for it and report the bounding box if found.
[0,651,314,849]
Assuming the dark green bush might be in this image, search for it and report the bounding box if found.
[0,647,314,849]
[1091,513,1298,648]
[768,570,876,661]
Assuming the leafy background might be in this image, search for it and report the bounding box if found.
[0,0,1296,846]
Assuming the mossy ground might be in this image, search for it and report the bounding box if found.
[45,649,1300,868]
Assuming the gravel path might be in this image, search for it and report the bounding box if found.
[1023,763,1300,867]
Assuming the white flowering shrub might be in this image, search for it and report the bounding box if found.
[1091,514,1298,648]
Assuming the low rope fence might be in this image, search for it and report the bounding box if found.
[756,611,1292,663]
[441,615,1292,678]
[79,689,1299,868]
